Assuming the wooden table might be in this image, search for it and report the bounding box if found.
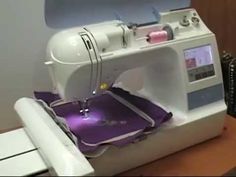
[119,116,236,176]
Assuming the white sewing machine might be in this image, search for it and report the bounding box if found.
[0,8,226,176]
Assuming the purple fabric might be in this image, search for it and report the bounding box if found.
[52,94,150,144]
[34,89,172,153]
[34,92,60,105]
[77,131,144,153]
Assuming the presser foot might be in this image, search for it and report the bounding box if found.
[79,100,90,117]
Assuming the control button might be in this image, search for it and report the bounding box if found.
[207,71,211,76]
[195,74,201,80]
[202,72,208,78]
[207,70,215,76]
[207,65,213,70]
[180,16,190,27]
[202,66,208,73]
[199,68,204,73]
[189,74,195,82]
[191,16,200,26]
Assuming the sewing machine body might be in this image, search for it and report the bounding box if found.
[1,8,226,176]
[46,9,224,119]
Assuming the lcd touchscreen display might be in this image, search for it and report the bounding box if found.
[184,45,213,70]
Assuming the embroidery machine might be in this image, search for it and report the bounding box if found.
[0,6,226,176]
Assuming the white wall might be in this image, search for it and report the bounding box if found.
[0,1,56,131]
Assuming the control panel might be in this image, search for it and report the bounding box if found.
[184,45,215,82]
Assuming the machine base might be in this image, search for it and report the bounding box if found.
[89,109,225,176]
[14,98,226,176]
